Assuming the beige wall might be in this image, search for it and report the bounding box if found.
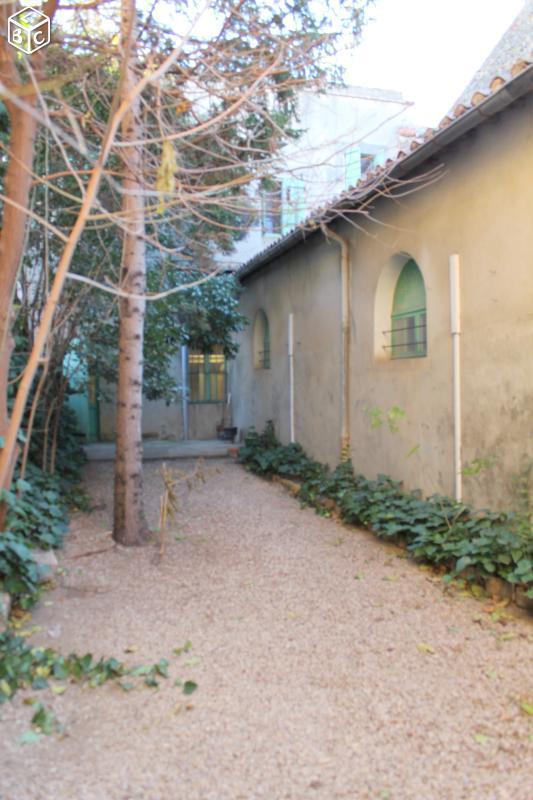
[232,235,343,468]
[232,93,533,510]
[100,392,225,441]
[99,388,184,441]
[99,350,226,441]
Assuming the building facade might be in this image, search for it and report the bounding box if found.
[230,63,533,510]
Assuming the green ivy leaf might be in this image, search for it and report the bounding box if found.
[31,704,57,735]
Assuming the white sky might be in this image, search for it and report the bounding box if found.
[341,0,527,126]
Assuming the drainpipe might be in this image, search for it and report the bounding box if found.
[323,225,351,460]
[288,313,295,443]
[449,254,462,502]
[181,345,189,441]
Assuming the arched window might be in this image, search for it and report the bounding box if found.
[390,259,427,358]
[253,309,270,369]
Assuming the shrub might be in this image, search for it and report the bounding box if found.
[0,405,89,606]
[239,423,533,598]
[0,532,42,603]
[4,469,68,551]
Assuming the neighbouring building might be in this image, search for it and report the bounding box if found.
[230,60,533,510]
[222,84,419,268]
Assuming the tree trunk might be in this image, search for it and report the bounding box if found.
[0,14,44,524]
[112,0,149,545]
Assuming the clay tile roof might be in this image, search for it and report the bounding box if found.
[438,116,453,129]
[237,58,533,280]
[471,91,488,106]
[489,76,506,92]
[511,58,531,76]
[453,1,532,106]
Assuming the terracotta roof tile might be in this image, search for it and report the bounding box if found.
[511,58,530,76]
[438,116,453,129]
[471,91,488,106]
[453,104,468,118]
[489,76,506,92]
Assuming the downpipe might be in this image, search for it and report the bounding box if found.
[449,254,462,502]
[323,224,351,461]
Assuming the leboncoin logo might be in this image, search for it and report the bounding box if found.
[8,6,51,54]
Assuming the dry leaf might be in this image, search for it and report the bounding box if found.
[417,642,436,655]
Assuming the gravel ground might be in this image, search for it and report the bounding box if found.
[1,459,532,800]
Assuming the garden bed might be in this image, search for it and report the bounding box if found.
[241,423,533,613]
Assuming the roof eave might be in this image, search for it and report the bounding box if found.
[238,63,533,282]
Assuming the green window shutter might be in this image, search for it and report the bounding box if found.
[281,177,306,234]
[392,260,426,316]
[344,147,361,188]
[391,260,427,359]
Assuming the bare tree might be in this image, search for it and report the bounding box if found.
[0,0,371,545]
[0,0,58,522]
[113,0,149,544]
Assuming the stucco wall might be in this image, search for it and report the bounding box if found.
[100,393,224,441]
[231,234,343,468]
[232,93,533,510]
[99,388,184,441]
[98,351,225,441]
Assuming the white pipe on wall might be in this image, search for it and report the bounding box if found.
[288,313,295,443]
[181,345,189,441]
[449,254,462,502]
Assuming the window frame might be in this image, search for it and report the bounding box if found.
[389,260,427,360]
[187,348,227,404]
[253,310,270,370]
[390,309,427,359]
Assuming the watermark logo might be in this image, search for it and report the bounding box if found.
[8,6,50,54]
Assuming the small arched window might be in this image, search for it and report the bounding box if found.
[253,309,270,369]
[391,259,427,358]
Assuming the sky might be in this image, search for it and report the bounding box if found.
[341,0,527,126]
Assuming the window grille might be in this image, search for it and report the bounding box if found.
[384,312,427,358]
[188,347,226,402]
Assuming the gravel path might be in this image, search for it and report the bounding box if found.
[1,459,532,800]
